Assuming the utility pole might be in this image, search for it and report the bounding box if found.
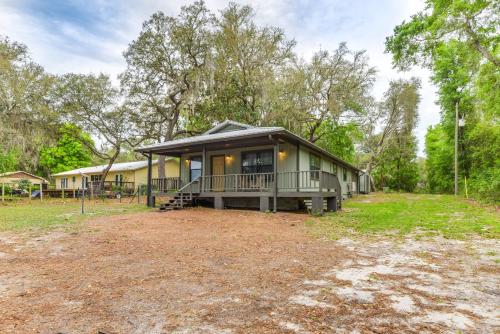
[454,101,459,196]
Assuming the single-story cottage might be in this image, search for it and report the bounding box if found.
[0,171,48,187]
[136,120,363,214]
[51,159,179,191]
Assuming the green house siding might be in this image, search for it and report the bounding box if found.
[178,141,357,196]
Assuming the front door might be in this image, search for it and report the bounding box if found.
[211,155,225,191]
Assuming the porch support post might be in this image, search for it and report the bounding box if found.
[259,196,270,212]
[296,142,300,192]
[273,141,279,213]
[146,153,152,207]
[214,196,224,210]
[327,196,337,212]
[311,196,324,215]
[202,146,206,193]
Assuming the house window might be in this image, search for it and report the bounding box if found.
[91,175,102,183]
[81,176,88,189]
[61,178,68,189]
[190,156,202,182]
[343,168,347,182]
[115,174,123,185]
[310,153,321,180]
[241,150,273,174]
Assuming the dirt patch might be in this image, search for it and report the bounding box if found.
[0,207,498,333]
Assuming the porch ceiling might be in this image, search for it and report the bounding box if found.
[143,134,288,156]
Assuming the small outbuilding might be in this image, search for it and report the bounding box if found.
[0,171,48,187]
[0,171,48,201]
[359,171,371,194]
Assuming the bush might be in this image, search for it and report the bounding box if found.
[468,169,500,204]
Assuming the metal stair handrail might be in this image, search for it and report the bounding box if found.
[177,177,200,208]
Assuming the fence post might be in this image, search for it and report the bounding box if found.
[29,184,32,201]
[1,183,4,202]
[80,188,84,214]
[40,182,43,201]
[137,186,140,203]
[62,188,65,199]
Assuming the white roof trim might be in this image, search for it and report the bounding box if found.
[51,158,173,177]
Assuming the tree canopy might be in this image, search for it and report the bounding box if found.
[2,0,497,202]
[386,0,499,202]
[39,124,93,174]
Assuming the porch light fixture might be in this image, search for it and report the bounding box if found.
[278,149,287,160]
[225,155,234,164]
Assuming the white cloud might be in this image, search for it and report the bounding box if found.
[0,0,439,155]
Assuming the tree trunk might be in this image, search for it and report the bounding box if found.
[366,160,376,192]
[158,155,166,179]
[101,149,120,191]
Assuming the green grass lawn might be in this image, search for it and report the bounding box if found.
[0,199,150,232]
[308,193,499,240]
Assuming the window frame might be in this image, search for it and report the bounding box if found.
[309,153,321,181]
[189,156,202,182]
[61,177,68,189]
[241,149,274,174]
[81,176,88,189]
[91,174,102,182]
[115,174,123,185]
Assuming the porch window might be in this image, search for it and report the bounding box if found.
[81,176,88,189]
[61,178,68,189]
[115,174,123,185]
[91,175,102,183]
[310,153,321,180]
[190,156,202,181]
[241,150,273,174]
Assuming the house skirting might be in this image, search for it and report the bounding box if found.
[197,192,338,213]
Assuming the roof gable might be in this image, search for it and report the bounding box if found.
[0,171,48,183]
[204,120,255,135]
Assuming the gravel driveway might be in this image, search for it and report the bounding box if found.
[0,208,498,333]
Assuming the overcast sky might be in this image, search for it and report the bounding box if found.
[0,0,439,155]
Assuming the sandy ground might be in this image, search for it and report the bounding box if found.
[0,208,498,333]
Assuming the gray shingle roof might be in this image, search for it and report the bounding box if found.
[136,120,360,172]
[138,126,283,151]
[203,119,256,134]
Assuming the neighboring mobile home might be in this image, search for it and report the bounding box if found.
[51,159,179,191]
[136,120,361,214]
